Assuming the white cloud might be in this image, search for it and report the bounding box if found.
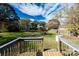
[10,3,74,24]
[45,3,60,17]
[42,3,55,16]
[16,3,43,16]
[30,19,34,21]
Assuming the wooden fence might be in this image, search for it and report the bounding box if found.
[0,37,43,56]
[57,35,79,56]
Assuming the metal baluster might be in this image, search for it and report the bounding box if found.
[1,48,4,56]
[25,41,28,55]
[33,40,35,56]
[40,40,42,51]
[17,41,20,56]
[0,49,1,56]
[8,47,10,56]
[37,40,39,52]
[23,40,25,53]
[21,41,23,53]
[31,40,33,56]
[14,43,17,56]
[13,44,15,56]
[15,43,17,56]
[16,42,18,56]
[18,41,20,55]
[39,40,42,52]
[27,40,29,55]
[37,40,39,53]
[35,40,37,56]
[62,42,64,54]
[8,46,11,56]
[13,44,16,56]
[62,43,65,55]
[4,48,6,56]
[28,40,30,56]
[21,40,23,53]
[29,41,31,56]
[65,44,68,56]
[9,46,11,56]
[10,45,12,56]
[29,40,31,55]
[40,40,43,56]
[27,41,28,56]
[33,40,36,55]
[3,47,7,56]
[22,40,24,53]
[25,41,27,52]
[31,41,34,56]
[32,40,34,56]
[12,44,14,56]
[24,41,26,52]
[64,44,67,56]
[20,41,22,53]
[42,40,43,52]
[6,47,9,56]
[24,40,26,53]
[3,48,6,56]
[30,40,32,56]
[28,41,30,56]
[40,40,42,52]
[35,40,38,53]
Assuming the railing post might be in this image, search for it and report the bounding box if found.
[59,40,62,53]
[56,35,62,53]
[17,41,20,55]
[0,49,1,56]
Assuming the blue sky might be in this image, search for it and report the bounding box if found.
[9,3,74,24]
[9,3,64,22]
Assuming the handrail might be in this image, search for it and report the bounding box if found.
[59,38,79,52]
[0,38,20,49]
[20,37,43,40]
[0,36,43,56]
[0,37,43,49]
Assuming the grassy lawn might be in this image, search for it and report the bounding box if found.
[43,35,57,49]
[43,30,57,49]
[0,32,41,45]
[62,35,79,46]
[0,30,57,49]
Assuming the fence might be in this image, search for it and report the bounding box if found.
[0,37,43,56]
[56,35,79,56]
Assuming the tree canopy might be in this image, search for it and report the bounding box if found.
[0,3,20,32]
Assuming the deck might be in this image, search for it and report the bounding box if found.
[18,51,62,56]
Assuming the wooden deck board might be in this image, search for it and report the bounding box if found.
[18,51,62,56]
[43,52,62,56]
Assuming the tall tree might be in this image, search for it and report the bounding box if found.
[47,19,60,30]
[39,21,46,27]
[31,21,39,30]
[0,3,20,32]
[20,18,31,31]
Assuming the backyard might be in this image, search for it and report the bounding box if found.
[0,30,57,50]
[0,3,79,56]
